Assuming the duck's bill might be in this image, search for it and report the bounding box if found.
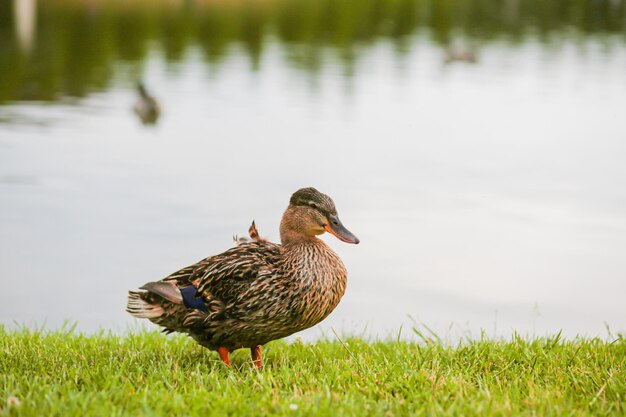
[325,214,360,244]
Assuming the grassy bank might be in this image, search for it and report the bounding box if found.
[1,327,624,416]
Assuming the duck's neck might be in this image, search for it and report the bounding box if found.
[279,225,348,328]
[138,85,149,99]
[279,207,319,246]
[280,229,318,247]
[279,214,339,273]
[279,223,345,285]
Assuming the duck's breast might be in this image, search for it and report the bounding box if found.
[287,243,348,329]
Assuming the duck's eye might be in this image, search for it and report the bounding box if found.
[308,202,319,210]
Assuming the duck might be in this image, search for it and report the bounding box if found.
[444,48,478,64]
[127,187,359,368]
[133,81,161,124]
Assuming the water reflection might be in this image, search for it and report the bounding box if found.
[13,0,36,53]
[0,0,624,103]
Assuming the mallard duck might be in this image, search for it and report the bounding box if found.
[127,187,359,368]
[133,81,161,124]
[444,48,478,64]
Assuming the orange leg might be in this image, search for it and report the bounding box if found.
[251,345,262,369]
[218,347,230,366]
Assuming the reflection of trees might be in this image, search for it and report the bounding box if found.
[0,0,624,103]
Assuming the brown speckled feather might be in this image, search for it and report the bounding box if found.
[130,239,345,351]
[165,241,282,306]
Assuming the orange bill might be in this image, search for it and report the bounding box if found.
[325,214,359,244]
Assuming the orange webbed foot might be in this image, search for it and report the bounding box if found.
[218,347,230,366]
[251,345,262,369]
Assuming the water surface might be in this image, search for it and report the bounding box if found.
[1,0,625,340]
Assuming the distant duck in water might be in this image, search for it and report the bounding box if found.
[127,188,359,368]
[134,81,161,124]
[444,48,478,64]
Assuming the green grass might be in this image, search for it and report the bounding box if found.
[1,326,625,416]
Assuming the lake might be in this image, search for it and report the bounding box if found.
[1,0,625,341]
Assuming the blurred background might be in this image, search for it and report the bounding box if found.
[1,0,625,340]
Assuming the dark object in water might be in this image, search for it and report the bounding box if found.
[134,81,161,125]
[444,48,478,64]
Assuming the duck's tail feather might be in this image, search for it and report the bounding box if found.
[140,281,183,304]
[249,220,260,240]
[249,220,267,242]
[126,291,165,319]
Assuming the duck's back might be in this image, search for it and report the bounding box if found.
[165,240,282,297]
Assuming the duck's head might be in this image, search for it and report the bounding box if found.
[280,187,359,245]
[137,81,148,98]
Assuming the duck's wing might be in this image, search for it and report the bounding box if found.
[161,263,197,286]
[128,241,282,336]
[162,241,282,304]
